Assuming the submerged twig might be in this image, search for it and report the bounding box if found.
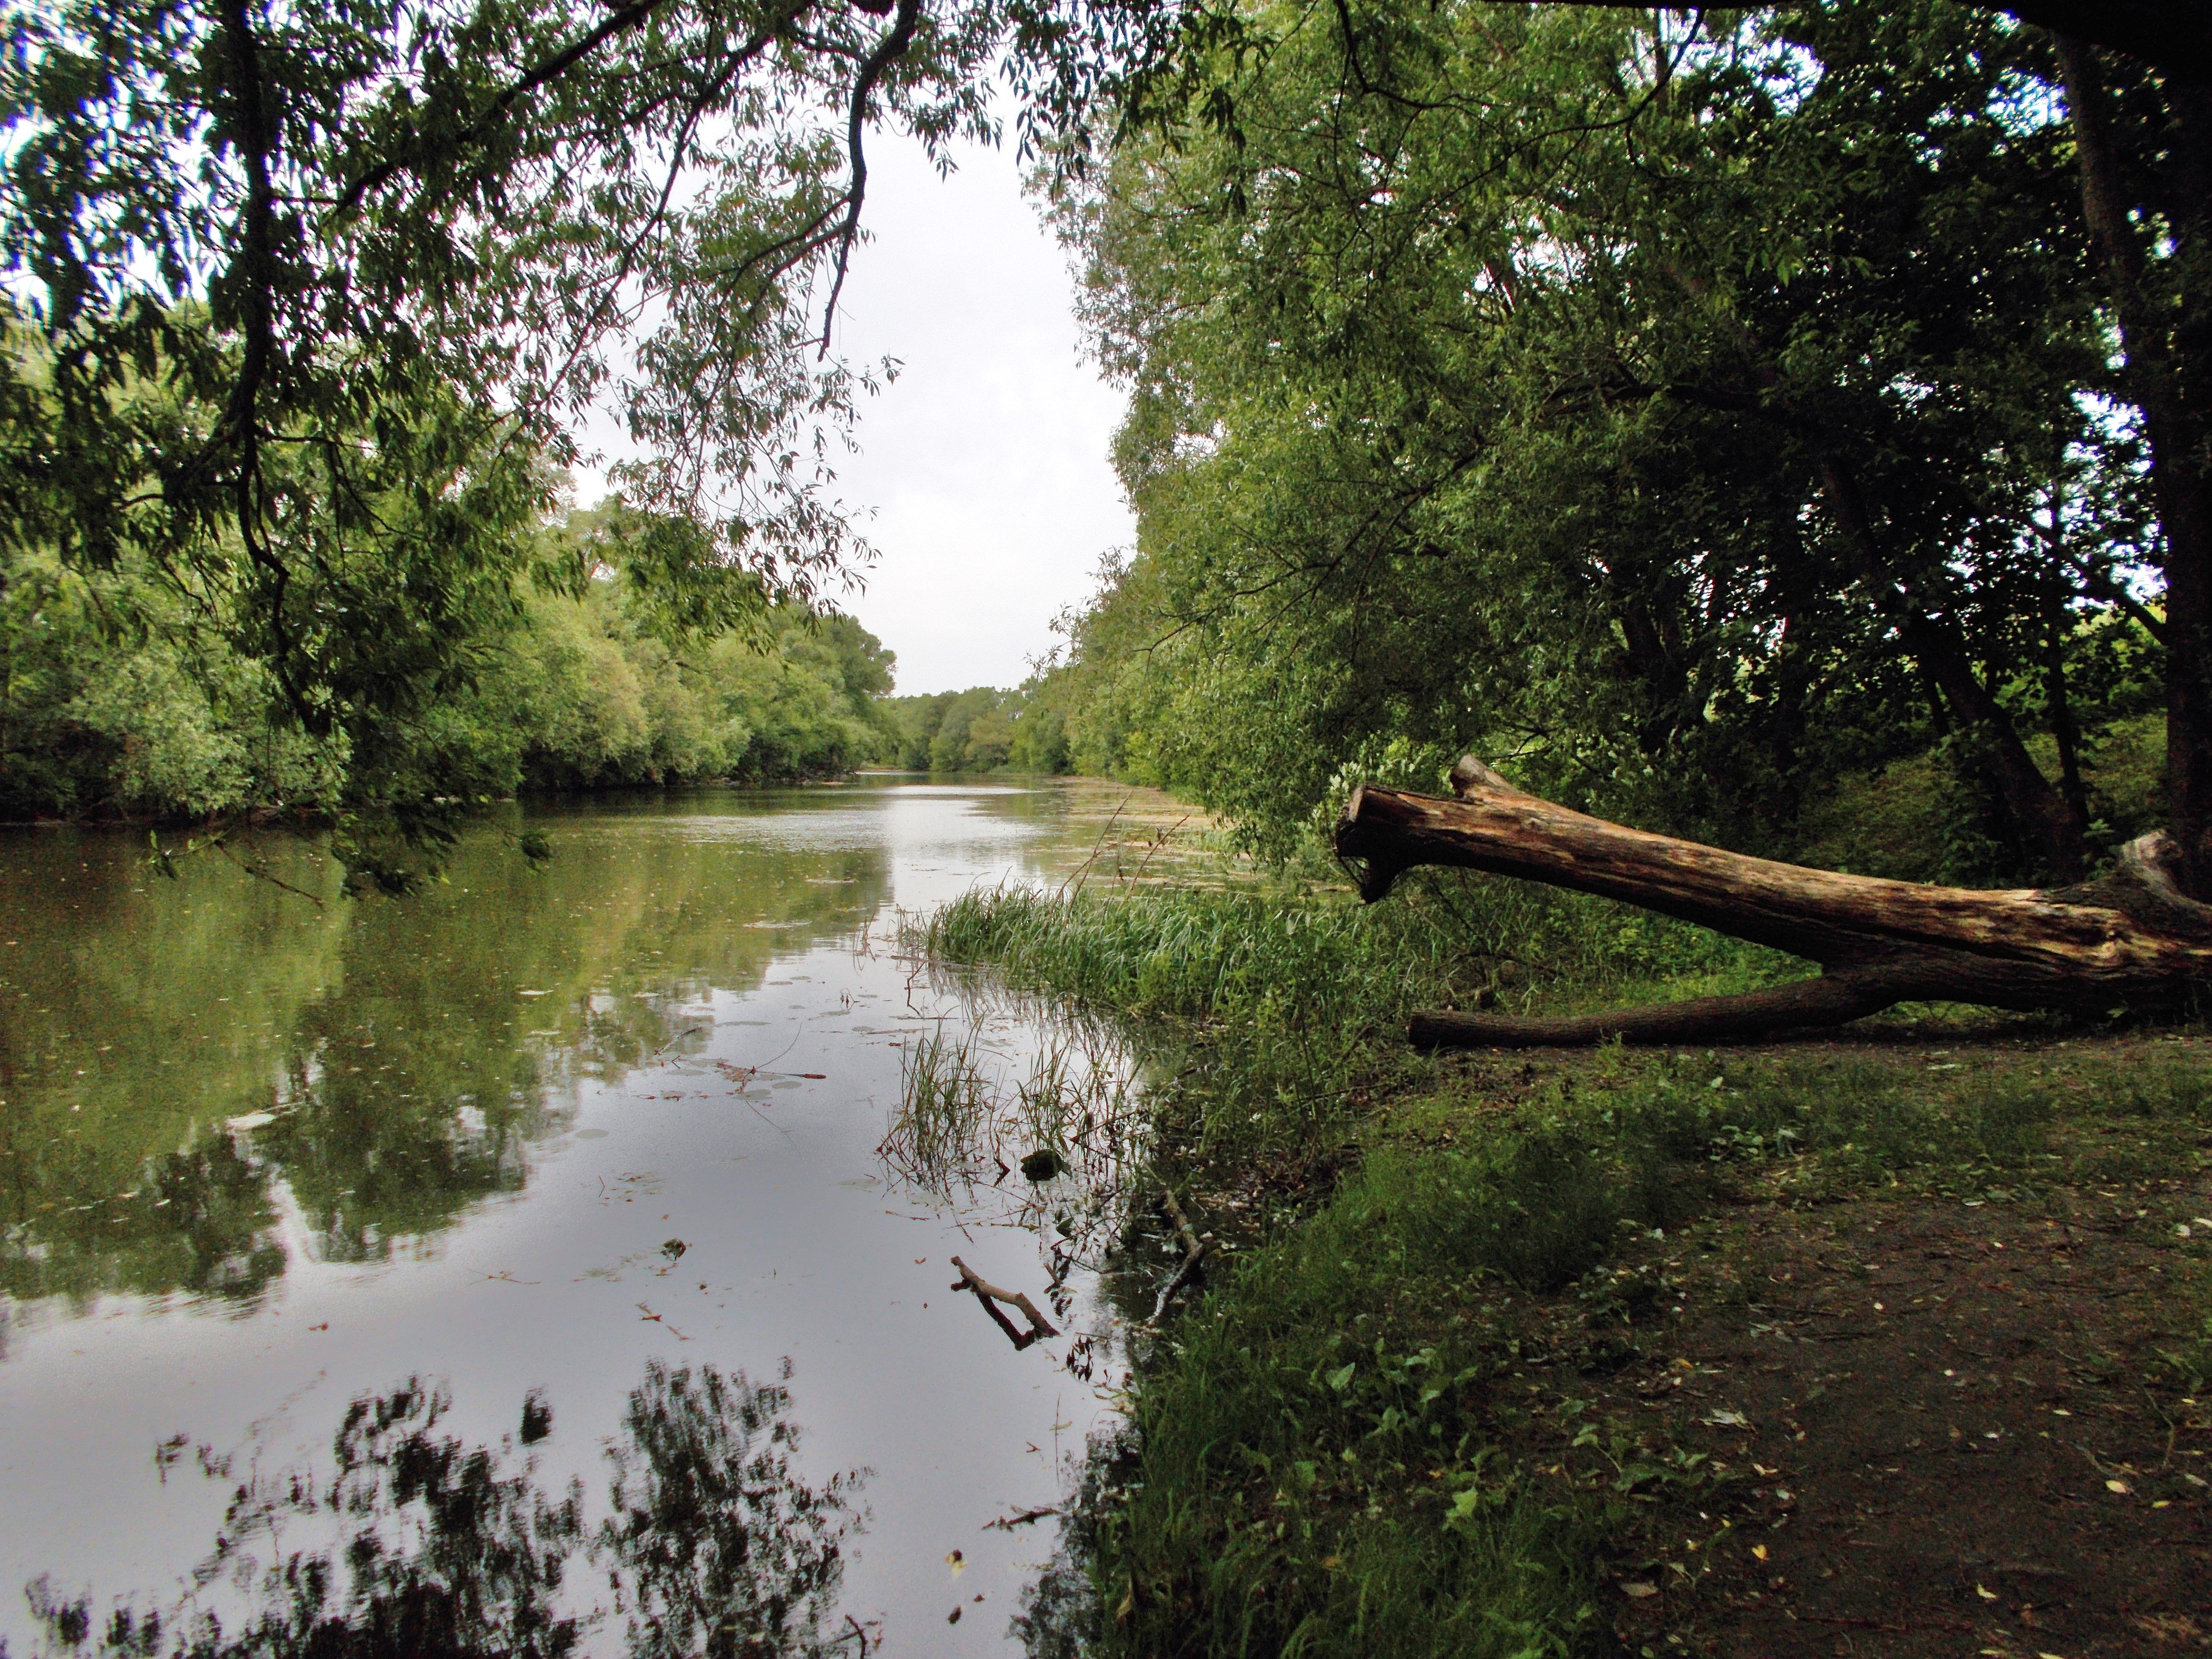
[982,1504,1059,1531]
[950,1254,1059,1350]
[212,836,327,906]
[1151,1188,1212,1323]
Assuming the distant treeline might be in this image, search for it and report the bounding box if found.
[880,685,1072,775]
[0,511,901,823]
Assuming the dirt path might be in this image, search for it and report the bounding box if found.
[1562,1172,2211,1654]
[1409,1033,2212,1657]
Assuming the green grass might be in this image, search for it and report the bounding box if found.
[914,875,1797,1171]
[1090,1046,2212,1658]
[920,874,1790,1026]
[924,867,2212,1658]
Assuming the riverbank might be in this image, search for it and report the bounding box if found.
[924,876,2212,1657]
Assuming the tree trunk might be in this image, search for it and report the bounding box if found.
[1818,457,2087,881]
[1335,757,2212,1048]
[2057,42,2212,896]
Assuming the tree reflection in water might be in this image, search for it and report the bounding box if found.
[606,1361,861,1659]
[19,1361,864,1659]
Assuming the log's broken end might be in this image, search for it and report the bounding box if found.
[1334,782,1407,903]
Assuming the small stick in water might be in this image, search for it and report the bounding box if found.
[1151,1189,1212,1324]
[949,1255,1059,1350]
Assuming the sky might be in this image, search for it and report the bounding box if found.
[577,128,1136,698]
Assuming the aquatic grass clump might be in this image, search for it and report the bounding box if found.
[885,1026,994,1178]
[913,875,1791,1170]
[917,873,1792,1036]
[877,1006,1147,1272]
[913,881,1482,1163]
[919,878,1499,1029]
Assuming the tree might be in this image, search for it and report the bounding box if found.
[1058,2,2134,856]
[1038,0,2212,1033]
[12,0,2212,1020]
[1,0,994,867]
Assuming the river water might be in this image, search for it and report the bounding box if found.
[0,777,1169,1656]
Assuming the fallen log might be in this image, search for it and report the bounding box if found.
[1334,756,2212,1047]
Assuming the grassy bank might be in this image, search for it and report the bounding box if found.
[920,876,2212,1657]
[917,874,1793,1176]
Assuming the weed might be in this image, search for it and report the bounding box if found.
[878,1001,1146,1276]
[884,1025,994,1180]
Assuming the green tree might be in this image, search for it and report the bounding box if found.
[1047,0,2186,881]
[0,0,989,861]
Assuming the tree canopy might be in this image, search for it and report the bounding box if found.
[5,0,2211,907]
[1019,1,2205,893]
[0,0,1001,860]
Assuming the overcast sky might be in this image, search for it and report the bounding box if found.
[577,129,1135,697]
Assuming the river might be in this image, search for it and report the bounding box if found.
[0,777,1178,1657]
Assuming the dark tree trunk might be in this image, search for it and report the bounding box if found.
[2058,42,2212,895]
[2044,583,2091,842]
[1819,457,2087,880]
[1335,757,2212,1048]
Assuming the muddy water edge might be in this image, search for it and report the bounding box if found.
[0,777,1204,1657]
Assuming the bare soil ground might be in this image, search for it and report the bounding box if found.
[1457,1036,2212,1659]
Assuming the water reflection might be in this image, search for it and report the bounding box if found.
[0,781,1170,1654]
[24,1359,864,1659]
[878,991,1140,1269]
[0,819,890,1316]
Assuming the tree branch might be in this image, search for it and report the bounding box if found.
[1505,0,2211,81]
[331,0,682,219]
[818,0,923,352]
[1409,972,1908,1049]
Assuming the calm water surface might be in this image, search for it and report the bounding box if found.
[0,778,1147,1655]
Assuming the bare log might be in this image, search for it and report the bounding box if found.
[1335,757,2212,1046]
[950,1255,1059,1349]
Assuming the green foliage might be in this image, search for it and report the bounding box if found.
[918,875,1794,1167]
[1085,1032,2212,1659]
[0,0,991,669]
[0,549,342,822]
[0,511,900,823]
[1034,0,2168,873]
[880,679,1073,773]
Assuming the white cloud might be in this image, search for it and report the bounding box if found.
[570,124,1133,697]
[825,130,1132,693]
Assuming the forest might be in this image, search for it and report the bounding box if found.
[1020,2,2176,887]
[0,508,902,821]
[8,0,2201,902]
